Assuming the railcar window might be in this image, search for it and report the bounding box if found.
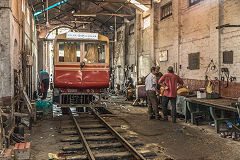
[84,43,106,63]
[58,42,81,62]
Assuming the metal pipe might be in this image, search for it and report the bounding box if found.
[218,0,223,95]
[46,0,48,24]
[115,16,117,42]
[135,13,140,84]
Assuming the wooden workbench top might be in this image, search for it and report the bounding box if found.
[186,97,238,112]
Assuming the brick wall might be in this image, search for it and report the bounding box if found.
[152,0,240,99]
[220,0,240,80]
[154,0,179,75]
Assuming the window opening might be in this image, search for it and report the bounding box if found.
[189,0,201,7]
[223,51,233,64]
[58,42,81,62]
[188,52,200,70]
[84,42,106,63]
[129,24,134,35]
[161,2,172,20]
[143,16,150,29]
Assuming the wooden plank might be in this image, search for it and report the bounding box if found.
[22,91,33,115]
[13,112,29,117]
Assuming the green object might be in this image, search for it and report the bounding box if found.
[36,100,52,112]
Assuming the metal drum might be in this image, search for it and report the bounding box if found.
[136,85,146,99]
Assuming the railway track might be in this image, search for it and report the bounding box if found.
[58,107,156,160]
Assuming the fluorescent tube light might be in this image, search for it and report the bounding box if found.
[129,0,149,12]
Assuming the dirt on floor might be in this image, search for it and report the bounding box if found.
[27,97,240,160]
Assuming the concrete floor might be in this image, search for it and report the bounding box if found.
[27,97,240,160]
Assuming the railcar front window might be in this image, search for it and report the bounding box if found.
[84,43,106,63]
[58,42,81,62]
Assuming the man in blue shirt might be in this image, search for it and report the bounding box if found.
[39,70,49,100]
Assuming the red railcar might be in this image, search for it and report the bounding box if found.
[53,32,109,105]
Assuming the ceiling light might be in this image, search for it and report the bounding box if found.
[73,13,96,17]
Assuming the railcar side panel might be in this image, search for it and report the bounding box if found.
[54,69,109,89]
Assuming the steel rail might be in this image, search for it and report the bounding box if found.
[69,108,95,160]
[90,108,146,160]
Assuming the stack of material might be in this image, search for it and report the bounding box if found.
[14,142,30,160]
[36,100,52,116]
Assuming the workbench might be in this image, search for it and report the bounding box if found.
[185,97,238,133]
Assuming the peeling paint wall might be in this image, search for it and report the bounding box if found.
[0,0,13,100]
[0,0,38,101]
[135,9,155,80]
[113,20,138,89]
[125,20,137,86]
[114,26,126,89]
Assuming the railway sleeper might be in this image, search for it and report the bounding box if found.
[82,129,125,135]
[61,131,78,135]
[79,124,105,129]
[76,119,100,124]
[60,135,137,143]
[79,124,119,129]
[62,142,144,152]
[65,150,156,160]
[61,126,76,130]
[85,135,137,142]
[61,128,123,136]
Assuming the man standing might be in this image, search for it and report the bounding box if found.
[39,70,49,100]
[158,66,183,123]
[145,67,161,120]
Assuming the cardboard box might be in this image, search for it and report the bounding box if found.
[14,142,30,160]
[197,91,206,99]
